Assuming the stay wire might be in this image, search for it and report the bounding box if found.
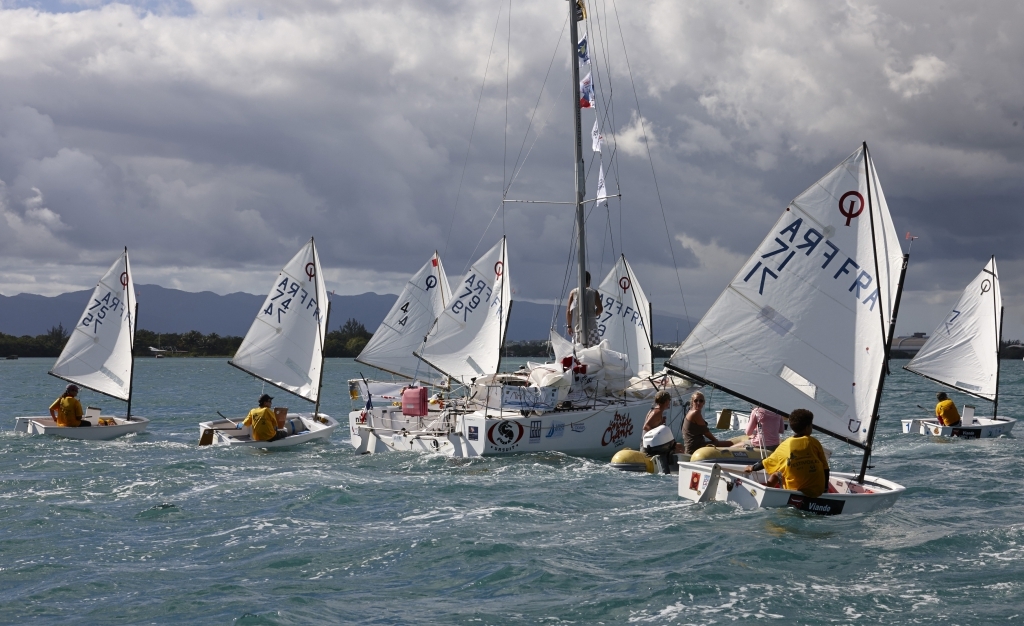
[610,0,691,331]
[443,0,506,261]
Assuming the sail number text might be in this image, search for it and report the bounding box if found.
[80,291,128,334]
[263,276,322,324]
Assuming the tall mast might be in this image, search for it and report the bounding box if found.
[124,248,136,421]
[313,238,329,418]
[858,145,908,481]
[993,256,1002,419]
[568,0,589,346]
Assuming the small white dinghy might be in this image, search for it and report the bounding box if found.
[901,257,1016,439]
[14,248,149,440]
[198,239,338,448]
[677,463,904,515]
[667,144,909,514]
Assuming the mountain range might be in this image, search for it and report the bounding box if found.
[0,285,692,343]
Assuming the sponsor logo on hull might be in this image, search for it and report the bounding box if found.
[487,420,525,452]
[529,420,542,443]
[546,421,565,438]
[787,494,845,515]
[468,426,478,441]
[601,412,634,447]
[571,422,586,433]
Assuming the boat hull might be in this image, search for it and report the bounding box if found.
[198,413,337,448]
[900,416,1015,439]
[14,415,149,440]
[348,400,654,458]
[677,462,904,515]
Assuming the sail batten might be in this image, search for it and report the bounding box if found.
[356,252,452,383]
[667,145,904,447]
[229,240,329,403]
[50,250,136,402]
[416,238,510,383]
[904,258,1001,401]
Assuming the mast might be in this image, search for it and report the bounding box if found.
[568,0,589,347]
[858,145,908,482]
[313,238,329,418]
[994,299,1003,419]
[124,248,135,421]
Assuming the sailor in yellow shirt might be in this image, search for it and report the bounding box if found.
[743,409,829,498]
[49,384,90,427]
[934,392,961,426]
[240,393,286,442]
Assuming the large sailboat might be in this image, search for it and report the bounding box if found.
[901,257,1015,438]
[198,239,338,448]
[671,144,908,515]
[346,2,691,458]
[15,248,149,440]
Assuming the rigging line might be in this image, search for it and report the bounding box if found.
[462,201,506,276]
[610,0,691,331]
[443,0,506,260]
[503,0,511,234]
[504,14,568,198]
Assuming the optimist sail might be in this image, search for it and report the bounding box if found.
[357,252,452,382]
[905,258,1001,401]
[230,239,329,403]
[597,255,652,378]
[667,145,906,447]
[50,249,136,401]
[416,238,511,383]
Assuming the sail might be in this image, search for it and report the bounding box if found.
[356,252,452,382]
[668,145,905,447]
[230,239,329,402]
[416,238,511,382]
[51,249,136,401]
[905,258,1000,400]
[597,255,652,378]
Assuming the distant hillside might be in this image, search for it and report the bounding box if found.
[0,286,692,342]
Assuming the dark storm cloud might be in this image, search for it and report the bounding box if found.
[1,0,1023,336]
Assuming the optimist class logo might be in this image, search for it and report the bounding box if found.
[838,191,865,227]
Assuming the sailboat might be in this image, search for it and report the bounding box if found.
[198,239,338,447]
[901,257,1015,438]
[669,144,908,515]
[347,3,689,457]
[15,248,149,440]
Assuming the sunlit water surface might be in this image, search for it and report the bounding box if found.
[2,357,1023,624]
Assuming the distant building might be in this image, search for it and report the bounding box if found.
[891,332,928,358]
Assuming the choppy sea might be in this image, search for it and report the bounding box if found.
[2,357,1023,624]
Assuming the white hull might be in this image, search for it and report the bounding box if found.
[900,416,1015,439]
[348,399,657,458]
[14,415,149,440]
[677,461,904,515]
[198,413,337,448]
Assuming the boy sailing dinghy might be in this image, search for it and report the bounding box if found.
[15,249,149,440]
[198,239,338,448]
[348,3,689,458]
[901,257,1015,438]
[669,144,908,514]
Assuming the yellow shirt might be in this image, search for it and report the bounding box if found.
[935,399,960,426]
[49,396,83,427]
[761,435,829,498]
[244,407,279,441]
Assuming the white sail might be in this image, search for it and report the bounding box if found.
[51,249,136,401]
[357,252,452,382]
[416,238,511,382]
[905,258,1001,400]
[597,255,652,378]
[668,145,905,446]
[230,239,329,402]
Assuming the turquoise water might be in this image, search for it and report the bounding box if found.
[2,357,1023,624]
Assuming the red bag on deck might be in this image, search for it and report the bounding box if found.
[402,387,428,417]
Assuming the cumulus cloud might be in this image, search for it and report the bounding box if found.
[0,0,1022,338]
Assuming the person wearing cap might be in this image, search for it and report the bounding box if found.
[49,384,89,427]
[241,393,286,441]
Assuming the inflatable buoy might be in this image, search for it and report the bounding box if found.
[610,448,655,473]
[689,445,763,464]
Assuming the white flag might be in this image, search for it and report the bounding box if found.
[592,117,603,153]
[596,163,608,206]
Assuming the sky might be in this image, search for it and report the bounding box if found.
[1,0,1022,339]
